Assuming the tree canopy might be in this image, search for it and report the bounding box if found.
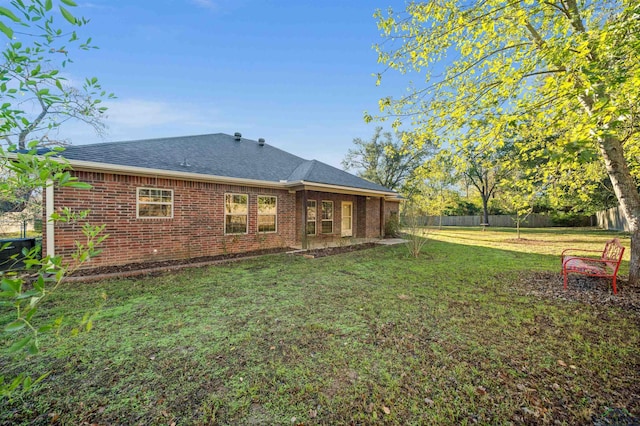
[369,0,640,283]
[0,0,114,149]
[342,127,432,195]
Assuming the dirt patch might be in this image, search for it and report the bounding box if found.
[512,270,640,315]
[69,247,292,278]
[296,242,379,258]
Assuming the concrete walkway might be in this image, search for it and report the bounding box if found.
[291,237,407,250]
[376,238,407,245]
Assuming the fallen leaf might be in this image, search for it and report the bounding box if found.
[551,383,561,390]
[569,365,577,370]
[424,398,434,405]
[382,405,391,415]
[476,386,487,395]
[309,409,317,418]
[557,360,567,367]
[270,346,276,350]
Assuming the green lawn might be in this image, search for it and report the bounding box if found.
[1,227,638,425]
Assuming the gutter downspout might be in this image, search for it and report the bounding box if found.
[45,180,55,257]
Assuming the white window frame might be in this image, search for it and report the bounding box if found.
[136,188,174,219]
[257,195,277,233]
[225,193,249,234]
[306,200,317,236]
[321,200,333,234]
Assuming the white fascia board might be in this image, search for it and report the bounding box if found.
[286,180,397,198]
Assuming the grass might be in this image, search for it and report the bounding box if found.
[1,227,638,425]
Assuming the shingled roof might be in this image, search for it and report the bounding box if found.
[58,133,395,194]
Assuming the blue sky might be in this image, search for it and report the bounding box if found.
[54,0,412,168]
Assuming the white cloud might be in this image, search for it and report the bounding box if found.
[54,98,241,145]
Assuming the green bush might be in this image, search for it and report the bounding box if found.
[384,214,400,237]
[551,212,594,227]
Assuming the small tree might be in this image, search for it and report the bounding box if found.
[0,0,110,398]
[418,150,460,229]
[401,202,430,258]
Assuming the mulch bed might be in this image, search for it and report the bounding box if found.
[513,270,640,315]
[69,247,293,278]
[66,243,380,280]
[297,242,379,258]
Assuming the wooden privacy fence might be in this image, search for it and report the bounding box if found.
[413,214,554,228]
[596,206,629,232]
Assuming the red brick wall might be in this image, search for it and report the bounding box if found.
[45,171,296,268]
[365,197,382,238]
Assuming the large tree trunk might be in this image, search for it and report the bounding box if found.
[597,133,640,286]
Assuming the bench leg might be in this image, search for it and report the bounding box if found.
[612,275,618,295]
[563,270,568,290]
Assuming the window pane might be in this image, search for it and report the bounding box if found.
[258,215,276,232]
[139,204,171,218]
[258,196,277,214]
[307,201,316,221]
[226,215,247,234]
[321,220,333,234]
[138,188,173,218]
[306,221,316,235]
[322,201,333,220]
[225,194,248,214]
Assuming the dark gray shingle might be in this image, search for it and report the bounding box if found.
[60,133,394,193]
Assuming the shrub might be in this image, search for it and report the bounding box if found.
[384,214,400,237]
[551,212,594,227]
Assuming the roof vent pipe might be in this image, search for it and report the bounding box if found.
[234,132,242,141]
[258,138,265,146]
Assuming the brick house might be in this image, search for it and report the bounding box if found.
[43,133,400,268]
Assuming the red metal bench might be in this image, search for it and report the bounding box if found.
[561,238,625,294]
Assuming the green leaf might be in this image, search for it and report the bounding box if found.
[45,0,53,11]
[27,341,39,355]
[5,319,26,333]
[61,0,79,6]
[59,6,77,25]
[0,21,13,39]
[0,6,21,22]
[7,336,31,353]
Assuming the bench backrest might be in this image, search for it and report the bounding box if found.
[602,238,625,263]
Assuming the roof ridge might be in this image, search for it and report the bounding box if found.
[65,133,228,149]
[287,159,315,181]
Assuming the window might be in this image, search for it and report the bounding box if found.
[306,200,317,235]
[257,196,277,233]
[321,201,333,234]
[137,188,173,218]
[225,193,248,234]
